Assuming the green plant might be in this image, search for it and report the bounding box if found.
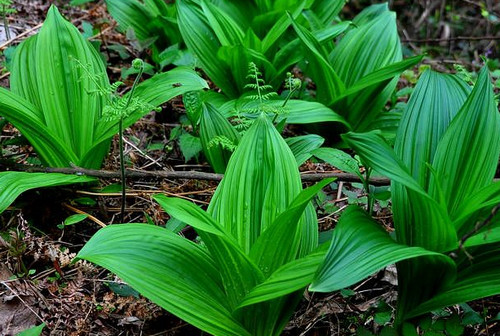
[77,114,333,335]
[101,0,182,66]
[0,171,94,219]
[290,3,422,133]
[187,63,336,174]
[309,67,500,330]
[0,6,207,169]
[16,323,45,336]
[177,0,350,99]
[0,0,15,40]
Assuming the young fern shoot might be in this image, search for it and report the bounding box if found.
[0,0,15,41]
[110,59,159,223]
[77,57,160,222]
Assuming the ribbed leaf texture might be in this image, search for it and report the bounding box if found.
[0,6,207,169]
[78,114,332,336]
[0,172,94,213]
[312,66,500,328]
[199,103,241,173]
[292,3,420,133]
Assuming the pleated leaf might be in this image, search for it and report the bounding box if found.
[177,0,238,98]
[208,114,308,253]
[76,224,251,336]
[310,206,455,292]
[154,195,264,311]
[290,16,345,104]
[199,102,241,173]
[238,244,328,308]
[285,134,325,166]
[329,4,404,131]
[429,67,500,219]
[342,131,456,252]
[201,0,245,46]
[0,89,78,167]
[2,7,207,169]
[105,0,156,42]
[249,178,333,276]
[309,0,345,25]
[0,172,94,213]
[407,248,500,319]
[391,70,470,250]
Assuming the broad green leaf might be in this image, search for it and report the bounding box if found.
[250,179,333,276]
[178,132,202,162]
[208,114,305,254]
[290,15,345,104]
[272,21,351,81]
[0,172,94,213]
[343,131,456,252]
[201,0,244,46]
[199,102,240,173]
[332,56,424,104]
[31,6,108,160]
[463,227,500,248]
[155,194,265,312]
[329,4,401,87]
[391,69,470,251]
[342,131,427,197]
[309,0,345,25]
[0,89,78,167]
[105,0,156,42]
[177,0,238,98]
[453,181,500,229]
[406,248,500,319]
[310,206,454,292]
[76,224,251,336]
[329,4,405,131]
[153,195,225,236]
[286,134,324,166]
[238,244,328,308]
[312,147,361,178]
[16,324,45,336]
[261,2,306,53]
[394,70,470,189]
[429,67,500,218]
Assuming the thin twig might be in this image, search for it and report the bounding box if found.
[0,22,42,50]
[1,281,46,324]
[62,203,106,228]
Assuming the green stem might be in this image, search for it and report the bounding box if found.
[118,64,144,223]
[119,117,125,223]
[364,167,375,214]
[2,7,10,41]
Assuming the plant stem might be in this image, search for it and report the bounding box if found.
[2,6,10,41]
[118,63,144,223]
[118,117,125,223]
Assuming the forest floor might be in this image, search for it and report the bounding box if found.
[1,0,500,335]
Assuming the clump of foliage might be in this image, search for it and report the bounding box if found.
[0,5,207,169]
[310,66,500,331]
[77,114,332,336]
[291,3,422,134]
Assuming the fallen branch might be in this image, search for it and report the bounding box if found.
[0,163,391,185]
